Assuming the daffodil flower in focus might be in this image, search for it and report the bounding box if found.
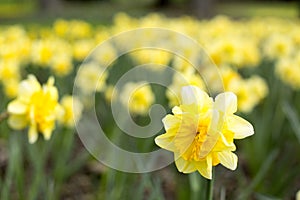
[155,86,254,179]
[7,75,63,143]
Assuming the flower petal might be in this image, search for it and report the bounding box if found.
[213,133,236,152]
[43,128,52,140]
[218,151,237,170]
[162,114,180,131]
[195,154,212,179]
[181,86,210,107]
[214,92,237,114]
[7,100,27,115]
[172,106,182,115]
[175,156,197,173]
[228,115,254,139]
[28,124,38,144]
[174,112,198,155]
[8,115,27,130]
[19,75,41,102]
[155,133,176,151]
[199,110,220,158]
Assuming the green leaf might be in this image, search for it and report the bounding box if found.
[282,101,300,143]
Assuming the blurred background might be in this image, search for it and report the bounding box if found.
[0,0,299,23]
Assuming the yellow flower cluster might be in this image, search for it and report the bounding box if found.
[2,13,299,131]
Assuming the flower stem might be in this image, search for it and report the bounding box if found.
[206,169,214,200]
[0,111,8,123]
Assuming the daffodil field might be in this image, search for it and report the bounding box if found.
[0,13,300,199]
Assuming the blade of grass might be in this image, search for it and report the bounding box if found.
[237,149,279,200]
[254,193,281,200]
[282,101,300,144]
[51,129,75,199]
[1,133,18,200]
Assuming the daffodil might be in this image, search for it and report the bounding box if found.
[276,54,300,89]
[76,62,108,94]
[7,75,63,143]
[58,95,83,128]
[120,82,155,115]
[166,70,206,107]
[155,86,254,179]
[130,49,172,70]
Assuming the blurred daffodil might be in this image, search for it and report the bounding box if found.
[120,82,155,115]
[155,86,254,179]
[58,95,83,128]
[166,69,206,107]
[76,62,108,94]
[7,75,63,143]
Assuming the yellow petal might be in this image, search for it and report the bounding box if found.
[175,156,197,173]
[214,92,237,114]
[155,133,176,151]
[180,104,199,115]
[46,76,55,86]
[172,106,182,115]
[195,155,212,179]
[228,115,254,139]
[181,86,210,108]
[213,133,236,152]
[218,151,237,170]
[45,86,59,101]
[43,129,52,140]
[162,114,180,131]
[8,115,28,130]
[28,124,38,144]
[174,113,198,155]
[7,100,27,114]
[19,75,41,102]
[199,110,220,158]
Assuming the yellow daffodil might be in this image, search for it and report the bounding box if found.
[58,95,83,128]
[276,54,300,89]
[0,59,21,82]
[73,39,95,61]
[76,62,108,94]
[120,82,155,115]
[227,75,268,113]
[7,75,63,143]
[130,49,172,70]
[3,79,19,98]
[105,85,117,103]
[263,33,294,60]
[166,70,206,107]
[155,86,254,179]
[50,54,73,76]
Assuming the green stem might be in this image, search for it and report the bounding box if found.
[206,170,214,200]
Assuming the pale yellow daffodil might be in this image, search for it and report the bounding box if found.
[155,86,254,179]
